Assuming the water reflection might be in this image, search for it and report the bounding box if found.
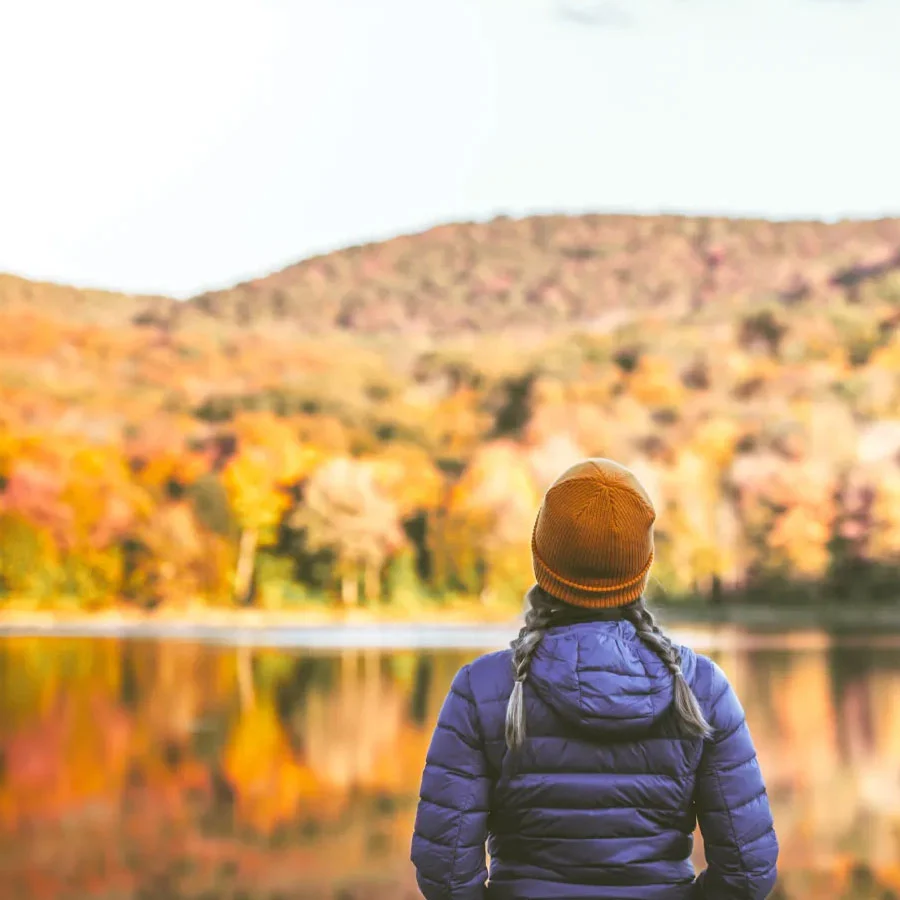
[1,634,900,899]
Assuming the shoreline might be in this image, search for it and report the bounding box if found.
[4,605,900,650]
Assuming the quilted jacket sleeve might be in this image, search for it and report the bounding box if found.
[694,661,779,899]
[410,664,490,900]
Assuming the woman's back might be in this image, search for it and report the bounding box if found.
[412,618,777,898]
[411,458,778,899]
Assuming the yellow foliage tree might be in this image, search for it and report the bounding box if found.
[365,443,444,518]
[127,499,233,607]
[444,441,540,604]
[59,444,150,603]
[222,413,322,603]
[627,354,685,409]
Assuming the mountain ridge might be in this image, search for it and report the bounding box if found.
[3,213,900,336]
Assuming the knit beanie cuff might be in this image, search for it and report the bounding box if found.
[531,532,653,609]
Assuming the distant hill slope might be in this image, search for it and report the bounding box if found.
[4,214,900,335]
[0,273,168,328]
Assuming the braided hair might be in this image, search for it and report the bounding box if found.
[505,585,711,751]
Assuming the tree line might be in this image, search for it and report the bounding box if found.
[2,213,900,611]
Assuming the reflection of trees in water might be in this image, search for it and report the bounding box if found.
[297,651,404,791]
[827,646,900,869]
[689,640,900,894]
[754,648,850,872]
[4,638,900,897]
[134,641,226,745]
[271,654,332,754]
[409,654,433,726]
[829,645,878,763]
[284,650,462,799]
[738,642,900,888]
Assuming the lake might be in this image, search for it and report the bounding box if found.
[2,629,900,900]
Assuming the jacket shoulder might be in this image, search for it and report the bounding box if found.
[464,649,514,705]
[682,648,746,733]
[676,647,723,700]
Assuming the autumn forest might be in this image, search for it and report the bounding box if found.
[3,213,900,614]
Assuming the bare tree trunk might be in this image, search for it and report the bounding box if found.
[363,558,381,605]
[233,527,258,605]
[340,566,359,606]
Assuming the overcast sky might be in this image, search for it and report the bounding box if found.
[1,0,898,297]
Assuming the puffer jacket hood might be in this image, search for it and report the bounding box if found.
[527,620,678,739]
[411,619,778,900]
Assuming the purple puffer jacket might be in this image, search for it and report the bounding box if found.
[411,620,778,899]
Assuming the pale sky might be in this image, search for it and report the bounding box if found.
[1,0,898,298]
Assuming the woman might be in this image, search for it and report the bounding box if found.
[411,459,778,899]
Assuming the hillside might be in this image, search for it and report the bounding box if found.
[4,212,900,612]
[4,214,900,335]
[180,214,900,335]
[0,273,168,328]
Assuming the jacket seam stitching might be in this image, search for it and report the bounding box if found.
[465,667,487,748]
[446,666,478,898]
[575,637,585,710]
[713,761,753,894]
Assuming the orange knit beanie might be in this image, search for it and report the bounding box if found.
[531,458,656,608]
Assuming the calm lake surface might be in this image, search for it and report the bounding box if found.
[2,630,900,900]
